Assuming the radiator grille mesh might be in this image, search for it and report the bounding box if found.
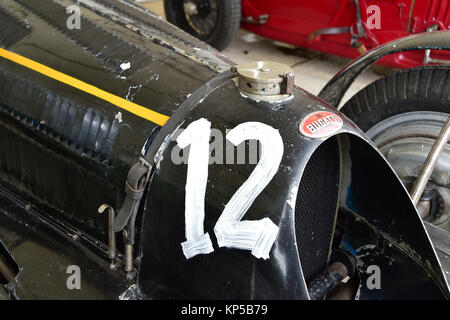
[294,137,340,282]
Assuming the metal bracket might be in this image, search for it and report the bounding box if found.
[242,14,269,25]
[98,204,119,270]
[424,26,450,65]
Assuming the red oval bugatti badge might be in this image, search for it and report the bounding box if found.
[300,111,343,138]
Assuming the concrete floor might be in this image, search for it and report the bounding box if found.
[140,0,382,106]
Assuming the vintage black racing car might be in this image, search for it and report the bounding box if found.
[0,0,448,300]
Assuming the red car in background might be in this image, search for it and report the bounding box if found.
[164,0,450,68]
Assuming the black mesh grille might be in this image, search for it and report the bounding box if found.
[295,137,340,282]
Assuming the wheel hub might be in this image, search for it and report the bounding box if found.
[366,111,450,230]
[183,2,199,16]
[183,0,218,35]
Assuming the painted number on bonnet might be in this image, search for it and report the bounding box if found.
[177,119,284,260]
[177,119,215,259]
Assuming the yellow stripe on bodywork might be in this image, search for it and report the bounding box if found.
[0,48,169,126]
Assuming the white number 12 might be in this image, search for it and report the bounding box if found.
[177,118,284,260]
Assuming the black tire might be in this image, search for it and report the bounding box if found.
[341,66,450,228]
[164,0,241,51]
[341,66,450,131]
